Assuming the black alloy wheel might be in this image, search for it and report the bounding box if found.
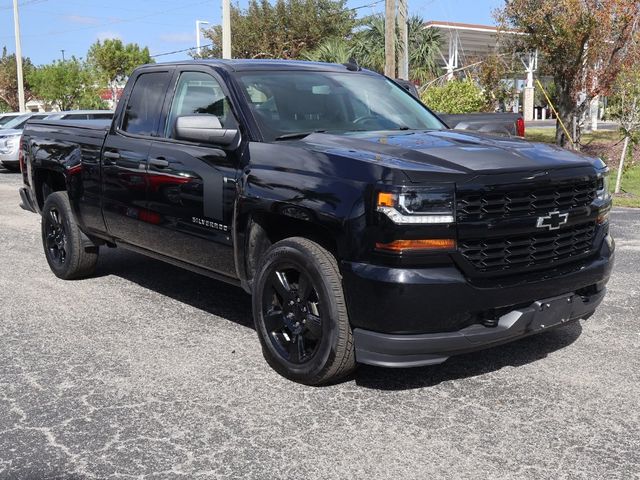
[262,265,323,364]
[44,207,68,266]
[41,191,99,280]
[253,237,356,385]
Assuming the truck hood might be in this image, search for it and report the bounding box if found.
[300,129,601,181]
[0,128,21,138]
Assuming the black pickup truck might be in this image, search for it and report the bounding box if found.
[19,60,614,385]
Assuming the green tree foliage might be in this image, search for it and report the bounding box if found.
[405,17,442,84]
[301,37,353,64]
[199,0,356,59]
[497,0,640,147]
[87,39,153,101]
[28,58,105,111]
[475,53,513,112]
[420,79,485,114]
[305,15,441,83]
[0,47,34,111]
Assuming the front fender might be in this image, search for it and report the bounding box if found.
[233,142,376,285]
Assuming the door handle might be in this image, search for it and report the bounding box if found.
[103,151,120,165]
[149,157,170,168]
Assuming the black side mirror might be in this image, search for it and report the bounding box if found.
[175,115,238,146]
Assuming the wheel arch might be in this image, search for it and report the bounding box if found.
[239,211,344,289]
[33,167,67,211]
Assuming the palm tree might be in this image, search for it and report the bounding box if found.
[303,15,441,83]
[351,16,387,73]
[406,16,442,83]
[302,37,354,64]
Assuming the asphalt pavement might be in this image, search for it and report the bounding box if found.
[0,168,638,479]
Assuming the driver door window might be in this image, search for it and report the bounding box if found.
[165,71,236,139]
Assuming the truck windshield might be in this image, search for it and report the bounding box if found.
[2,114,32,130]
[236,71,444,141]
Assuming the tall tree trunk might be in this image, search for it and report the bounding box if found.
[555,108,575,149]
[552,79,585,150]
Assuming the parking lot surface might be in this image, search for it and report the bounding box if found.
[0,169,638,479]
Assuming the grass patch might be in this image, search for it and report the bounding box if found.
[525,127,640,207]
[526,127,622,145]
[611,166,640,208]
[525,127,555,144]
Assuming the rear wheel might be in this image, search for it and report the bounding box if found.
[41,191,98,279]
[252,237,356,385]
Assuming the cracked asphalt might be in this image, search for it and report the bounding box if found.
[0,168,638,479]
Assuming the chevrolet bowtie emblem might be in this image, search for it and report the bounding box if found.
[536,210,569,230]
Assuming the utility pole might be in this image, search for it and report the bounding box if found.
[222,0,231,59]
[195,20,210,56]
[61,49,66,61]
[12,0,26,113]
[397,0,409,80]
[384,0,396,78]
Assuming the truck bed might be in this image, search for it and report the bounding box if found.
[438,112,523,137]
[26,118,111,136]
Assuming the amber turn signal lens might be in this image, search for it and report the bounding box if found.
[597,211,609,224]
[375,238,456,253]
[377,192,395,207]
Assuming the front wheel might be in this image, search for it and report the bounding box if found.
[41,191,99,280]
[252,237,356,385]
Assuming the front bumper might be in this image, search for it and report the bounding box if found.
[0,148,19,167]
[19,186,37,213]
[354,289,605,367]
[342,233,614,367]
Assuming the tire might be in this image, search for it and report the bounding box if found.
[1,163,19,172]
[252,237,356,385]
[41,191,99,280]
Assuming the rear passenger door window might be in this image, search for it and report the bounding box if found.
[121,72,172,136]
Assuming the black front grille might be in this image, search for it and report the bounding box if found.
[457,179,598,222]
[459,222,596,273]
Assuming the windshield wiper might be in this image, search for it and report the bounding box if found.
[275,130,326,141]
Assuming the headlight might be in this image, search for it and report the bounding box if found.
[597,170,610,201]
[0,135,20,154]
[376,186,455,224]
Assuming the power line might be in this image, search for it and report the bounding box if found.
[0,0,48,10]
[0,0,212,39]
[151,43,214,58]
[348,0,384,11]
[150,0,386,59]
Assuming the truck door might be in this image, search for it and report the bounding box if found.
[143,69,239,277]
[101,69,173,247]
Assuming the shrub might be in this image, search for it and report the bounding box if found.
[421,79,485,114]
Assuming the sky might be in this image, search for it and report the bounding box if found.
[1,0,503,66]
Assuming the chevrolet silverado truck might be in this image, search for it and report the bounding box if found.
[19,60,614,385]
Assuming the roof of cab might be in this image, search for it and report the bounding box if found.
[151,59,371,73]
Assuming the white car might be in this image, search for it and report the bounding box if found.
[0,113,49,171]
[0,112,21,128]
[44,110,113,121]
[1,111,114,171]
